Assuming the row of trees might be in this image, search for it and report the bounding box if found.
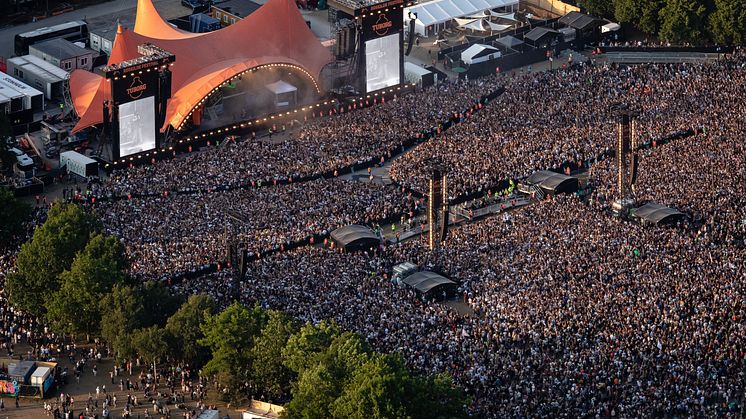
[577,0,746,45]
[8,203,467,417]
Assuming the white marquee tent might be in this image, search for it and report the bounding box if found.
[461,43,501,64]
[405,0,519,36]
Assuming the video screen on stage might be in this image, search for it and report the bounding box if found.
[365,33,400,93]
[118,96,156,158]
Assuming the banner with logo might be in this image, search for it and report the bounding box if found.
[111,71,160,106]
[361,5,403,41]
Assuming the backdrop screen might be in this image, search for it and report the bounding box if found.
[365,34,400,93]
[118,96,156,158]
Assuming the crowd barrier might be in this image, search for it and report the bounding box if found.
[600,46,735,54]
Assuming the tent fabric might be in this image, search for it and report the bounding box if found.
[495,35,524,48]
[559,11,599,30]
[71,0,332,133]
[405,0,518,27]
[401,271,457,295]
[526,170,579,193]
[69,69,110,130]
[485,21,511,31]
[461,43,499,63]
[524,27,559,42]
[330,225,379,250]
[633,203,685,224]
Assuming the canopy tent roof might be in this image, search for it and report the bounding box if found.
[526,170,579,194]
[70,0,332,133]
[404,62,433,77]
[401,271,457,295]
[633,203,685,224]
[524,27,559,42]
[457,18,511,32]
[461,43,499,61]
[405,0,518,28]
[559,11,601,30]
[330,225,379,251]
[265,80,297,95]
[495,35,524,48]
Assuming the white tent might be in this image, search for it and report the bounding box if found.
[461,43,501,64]
[405,0,519,36]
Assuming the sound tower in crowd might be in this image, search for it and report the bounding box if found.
[427,164,449,250]
[611,104,639,213]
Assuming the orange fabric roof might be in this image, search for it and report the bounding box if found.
[71,0,332,133]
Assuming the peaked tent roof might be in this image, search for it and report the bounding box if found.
[462,43,499,61]
[401,271,457,295]
[70,0,332,133]
[405,0,518,27]
[633,203,685,224]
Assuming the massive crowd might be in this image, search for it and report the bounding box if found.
[98,179,417,279]
[390,56,746,199]
[2,49,744,417]
[173,194,745,417]
[99,77,501,197]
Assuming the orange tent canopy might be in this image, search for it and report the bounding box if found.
[71,0,332,133]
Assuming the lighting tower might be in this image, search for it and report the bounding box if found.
[427,162,449,250]
[610,104,639,213]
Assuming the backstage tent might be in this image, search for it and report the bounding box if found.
[401,271,457,299]
[601,22,621,33]
[461,43,501,64]
[495,35,524,50]
[405,0,519,36]
[330,225,379,252]
[526,170,579,195]
[632,203,685,225]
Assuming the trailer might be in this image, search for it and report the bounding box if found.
[59,150,98,178]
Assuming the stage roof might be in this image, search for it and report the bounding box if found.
[70,0,333,133]
[526,170,579,194]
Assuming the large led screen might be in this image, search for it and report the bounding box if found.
[118,96,156,158]
[365,33,400,93]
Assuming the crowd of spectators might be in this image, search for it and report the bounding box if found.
[173,194,745,417]
[98,179,418,279]
[391,55,746,199]
[98,78,501,197]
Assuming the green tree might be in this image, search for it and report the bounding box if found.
[199,302,267,390]
[100,284,148,360]
[282,320,342,375]
[330,353,412,419]
[614,0,664,35]
[250,310,299,399]
[0,188,30,248]
[283,330,371,418]
[579,0,615,16]
[409,373,468,419]
[659,0,708,43]
[7,203,101,316]
[708,0,746,44]
[132,325,170,372]
[46,234,127,339]
[164,295,218,368]
[140,280,183,327]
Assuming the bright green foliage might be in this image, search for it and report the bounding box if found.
[7,203,101,315]
[708,0,746,44]
[659,0,708,43]
[0,188,30,248]
[100,284,148,361]
[198,302,268,384]
[165,295,218,367]
[282,320,342,375]
[250,310,299,399]
[132,325,170,367]
[46,234,127,337]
